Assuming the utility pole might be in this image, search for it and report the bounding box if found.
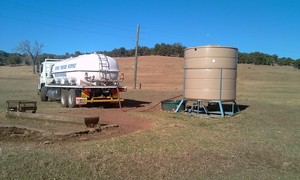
[133,24,140,89]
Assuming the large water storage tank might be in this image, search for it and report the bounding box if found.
[184,45,238,101]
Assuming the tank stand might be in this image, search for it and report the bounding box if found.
[175,99,240,118]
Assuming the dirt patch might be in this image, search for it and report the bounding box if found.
[38,107,153,134]
[0,106,153,142]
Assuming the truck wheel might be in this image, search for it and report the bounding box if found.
[41,86,48,101]
[61,89,68,107]
[68,89,76,108]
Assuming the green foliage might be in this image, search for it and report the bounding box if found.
[0,53,23,65]
[277,57,293,66]
[238,52,296,66]
[75,51,82,56]
[97,43,185,57]
[139,46,153,56]
[0,50,9,65]
[292,59,300,69]
[8,53,22,65]
[154,43,185,57]
[0,57,4,66]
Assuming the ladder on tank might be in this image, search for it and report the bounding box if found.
[98,54,110,81]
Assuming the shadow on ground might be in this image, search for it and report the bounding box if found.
[237,104,249,111]
[207,103,249,112]
[122,99,151,108]
[84,99,152,109]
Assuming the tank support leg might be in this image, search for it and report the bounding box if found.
[201,101,208,114]
[175,99,185,113]
[218,101,225,118]
[182,99,239,118]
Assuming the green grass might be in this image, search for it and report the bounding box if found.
[0,147,94,179]
[0,66,61,109]
[0,64,300,179]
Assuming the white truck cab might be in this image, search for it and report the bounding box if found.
[38,59,62,93]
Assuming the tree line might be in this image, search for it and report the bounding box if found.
[1,41,300,73]
[96,43,185,57]
[238,52,299,67]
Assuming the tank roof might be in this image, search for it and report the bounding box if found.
[185,45,238,50]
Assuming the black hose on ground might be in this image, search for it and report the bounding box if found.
[122,95,183,112]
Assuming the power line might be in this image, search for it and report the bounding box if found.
[0,1,136,33]
[0,1,194,50]
[138,32,184,47]
[0,1,196,49]
[0,15,135,40]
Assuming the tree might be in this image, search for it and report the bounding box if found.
[0,57,4,66]
[6,53,22,65]
[75,51,81,56]
[153,43,185,57]
[139,46,152,56]
[238,52,251,64]
[65,52,70,58]
[0,50,9,66]
[293,59,300,69]
[270,54,278,65]
[15,40,44,74]
[119,47,126,57]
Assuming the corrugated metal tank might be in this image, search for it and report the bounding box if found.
[184,45,238,101]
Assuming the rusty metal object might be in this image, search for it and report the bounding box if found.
[6,100,37,113]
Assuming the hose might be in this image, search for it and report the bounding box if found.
[122,94,183,112]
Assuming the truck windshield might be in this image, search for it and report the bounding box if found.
[40,64,43,73]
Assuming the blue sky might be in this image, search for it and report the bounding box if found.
[0,0,299,59]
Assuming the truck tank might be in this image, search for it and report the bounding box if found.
[51,53,119,86]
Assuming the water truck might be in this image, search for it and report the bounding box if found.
[38,53,126,108]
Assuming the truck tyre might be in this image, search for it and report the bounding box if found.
[68,89,76,108]
[61,89,68,107]
[41,86,48,101]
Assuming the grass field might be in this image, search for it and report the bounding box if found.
[0,61,300,179]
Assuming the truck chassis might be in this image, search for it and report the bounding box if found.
[40,84,126,108]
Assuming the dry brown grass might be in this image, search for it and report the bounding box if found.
[116,56,184,91]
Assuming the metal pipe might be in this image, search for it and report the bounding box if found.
[219,67,223,101]
[183,52,187,98]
